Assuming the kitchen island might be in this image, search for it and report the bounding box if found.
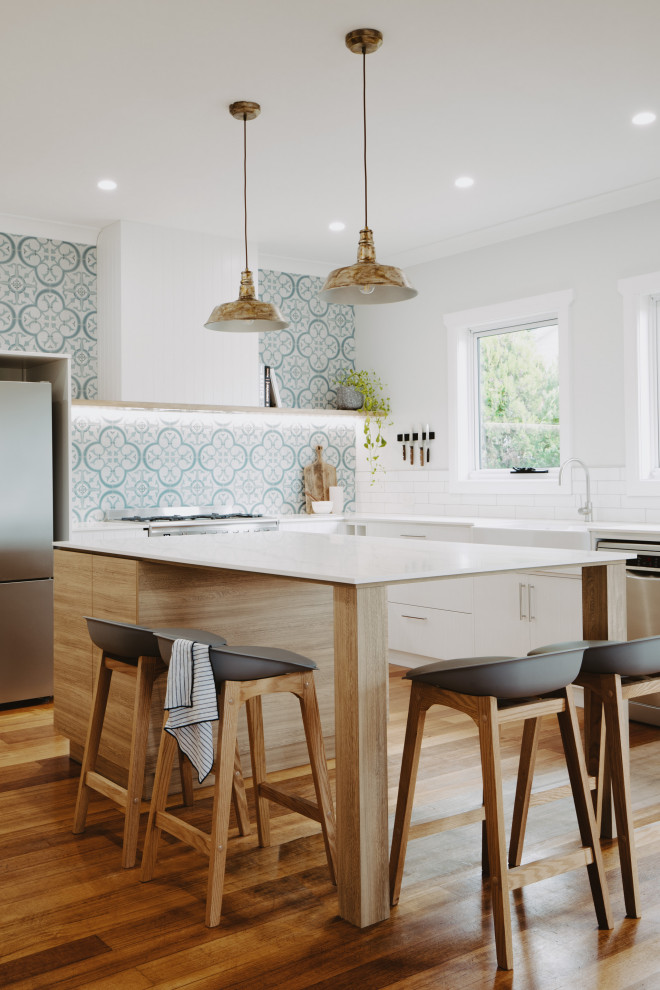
[54,531,628,929]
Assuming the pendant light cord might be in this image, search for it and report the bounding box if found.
[362,47,368,230]
[243,114,249,271]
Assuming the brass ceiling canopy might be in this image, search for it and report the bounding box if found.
[205,101,288,333]
[320,29,417,306]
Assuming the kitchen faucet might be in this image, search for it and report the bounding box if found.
[558,458,592,522]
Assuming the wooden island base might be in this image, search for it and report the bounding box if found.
[54,549,336,797]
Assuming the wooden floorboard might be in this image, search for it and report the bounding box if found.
[1,679,660,988]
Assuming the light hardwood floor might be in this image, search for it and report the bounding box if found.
[1,667,660,989]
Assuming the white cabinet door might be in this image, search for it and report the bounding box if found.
[474,569,583,657]
[473,573,530,657]
[527,571,583,652]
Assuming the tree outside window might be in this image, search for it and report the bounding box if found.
[476,322,559,470]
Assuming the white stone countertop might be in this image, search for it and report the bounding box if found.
[70,512,660,538]
[55,531,629,587]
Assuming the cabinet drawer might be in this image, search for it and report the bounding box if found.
[278,519,340,534]
[367,522,473,542]
[388,602,474,660]
[388,577,473,612]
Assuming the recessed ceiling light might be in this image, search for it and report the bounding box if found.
[329,221,346,232]
[632,111,656,126]
[454,176,474,189]
[97,179,118,191]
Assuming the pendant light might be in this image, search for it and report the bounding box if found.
[205,101,288,333]
[320,29,417,306]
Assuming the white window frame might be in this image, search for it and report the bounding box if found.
[620,271,660,494]
[444,289,574,494]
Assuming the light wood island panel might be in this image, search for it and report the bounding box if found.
[54,549,336,797]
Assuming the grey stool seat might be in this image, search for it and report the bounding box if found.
[142,633,337,927]
[86,616,227,663]
[73,617,244,870]
[156,633,316,681]
[390,648,612,971]
[514,634,660,919]
[529,636,660,677]
[407,649,584,698]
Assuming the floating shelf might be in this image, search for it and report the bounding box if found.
[72,399,362,417]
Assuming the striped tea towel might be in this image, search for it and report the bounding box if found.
[164,639,218,783]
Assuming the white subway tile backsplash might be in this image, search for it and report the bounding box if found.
[594,481,625,495]
[591,468,625,481]
[355,463,660,526]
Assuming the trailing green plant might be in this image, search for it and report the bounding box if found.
[334,368,392,483]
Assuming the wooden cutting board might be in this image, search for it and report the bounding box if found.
[304,445,337,513]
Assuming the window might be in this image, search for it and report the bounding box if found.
[445,290,573,492]
[620,272,660,493]
[475,319,560,470]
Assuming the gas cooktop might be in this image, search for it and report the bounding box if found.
[104,506,264,523]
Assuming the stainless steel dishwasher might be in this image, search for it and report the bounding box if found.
[596,538,660,726]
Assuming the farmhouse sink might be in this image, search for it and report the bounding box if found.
[473,522,591,550]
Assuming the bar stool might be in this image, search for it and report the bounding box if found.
[510,635,660,920]
[72,618,249,869]
[389,650,613,971]
[141,636,337,927]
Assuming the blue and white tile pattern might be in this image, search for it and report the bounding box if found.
[0,231,97,398]
[259,270,355,408]
[72,406,357,521]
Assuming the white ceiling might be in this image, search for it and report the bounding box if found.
[2,0,660,266]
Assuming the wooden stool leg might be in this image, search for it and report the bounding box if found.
[206,680,241,927]
[298,674,337,884]
[601,676,640,918]
[122,656,159,869]
[73,655,113,835]
[178,741,249,836]
[390,682,429,907]
[140,727,179,882]
[231,740,251,837]
[246,695,271,847]
[585,688,614,838]
[556,687,613,930]
[477,696,514,972]
[179,751,195,807]
[508,717,541,868]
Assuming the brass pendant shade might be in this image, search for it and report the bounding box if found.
[321,227,417,305]
[320,30,417,306]
[205,101,288,333]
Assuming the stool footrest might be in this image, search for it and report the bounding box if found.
[527,776,597,808]
[258,781,323,824]
[408,805,486,842]
[507,845,594,890]
[86,770,128,809]
[634,803,660,831]
[154,810,211,858]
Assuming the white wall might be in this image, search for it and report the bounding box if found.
[97,220,260,406]
[354,199,660,520]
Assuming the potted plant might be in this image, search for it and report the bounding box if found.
[334,368,391,482]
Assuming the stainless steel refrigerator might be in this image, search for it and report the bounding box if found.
[0,380,54,705]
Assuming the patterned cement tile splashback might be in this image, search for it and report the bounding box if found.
[72,406,357,521]
[0,231,97,398]
[0,230,358,516]
[258,270,355,408]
